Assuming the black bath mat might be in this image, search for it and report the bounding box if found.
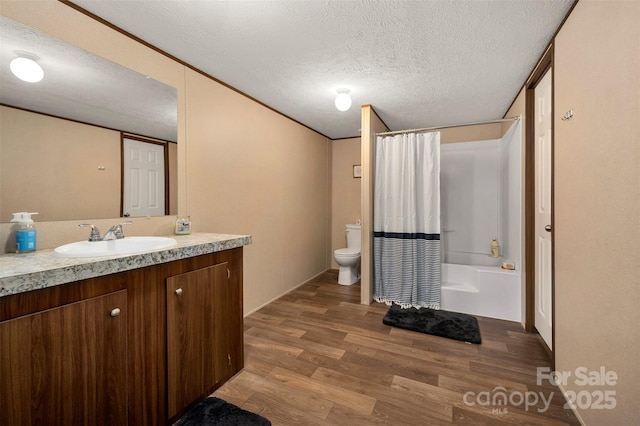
[174,397,271,426]
[383,304,482,344]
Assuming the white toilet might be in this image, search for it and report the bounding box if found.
[334,224,361,285]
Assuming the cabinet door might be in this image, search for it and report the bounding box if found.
[0,290,127,426]
[214,261,243,384]
[166,262,228,418]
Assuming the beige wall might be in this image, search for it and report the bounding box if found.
[185,69,330,312]
[439,123,503,144]
[553,1,640,424]
[0,106,121,221]
[0,0,331,315]
[330,137,362,269]
[360,106,389,303]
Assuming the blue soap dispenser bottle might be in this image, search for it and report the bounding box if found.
[11,212,38,253]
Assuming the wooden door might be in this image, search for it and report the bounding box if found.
[166,262,228,419]
[0,290,127,426]
[534,69,554,350]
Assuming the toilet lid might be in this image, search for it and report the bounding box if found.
[335,247,360,256]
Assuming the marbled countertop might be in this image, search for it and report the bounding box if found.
[0,233,251,298]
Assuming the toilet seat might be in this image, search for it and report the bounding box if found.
[334,247,360,257]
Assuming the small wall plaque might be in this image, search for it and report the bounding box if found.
[353,164,362,178]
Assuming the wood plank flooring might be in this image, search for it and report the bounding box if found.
[213,270,580,425]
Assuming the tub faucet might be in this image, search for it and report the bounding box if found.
[102,221,133,240]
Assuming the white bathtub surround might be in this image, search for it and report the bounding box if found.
[441,263,520,322]
[440,120,522,269]
[499,121,523,269]
[441,138,501,265]
[373,131,441,309]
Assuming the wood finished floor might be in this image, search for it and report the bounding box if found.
[213,270,580,425]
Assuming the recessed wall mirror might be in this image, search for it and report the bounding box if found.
[0,16,178,222]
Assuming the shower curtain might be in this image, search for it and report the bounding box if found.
[373,131,441,309]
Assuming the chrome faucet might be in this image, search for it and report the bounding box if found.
[102,221,133,240]
[79,221,132,241]
[78,224,102,241]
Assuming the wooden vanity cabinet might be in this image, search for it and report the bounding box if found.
[0,246,244,426]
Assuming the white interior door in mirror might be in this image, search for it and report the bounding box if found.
[123,138,166,217]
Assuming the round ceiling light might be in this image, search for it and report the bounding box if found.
[10,51,44,83]
[335,88,352,111]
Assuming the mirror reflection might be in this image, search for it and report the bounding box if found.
[0,17,178,222]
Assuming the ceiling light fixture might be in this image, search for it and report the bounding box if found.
[10,51,44,83]
[335,88,352,112]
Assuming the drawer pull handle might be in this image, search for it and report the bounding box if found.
[110,308,121,317]
[175,288,183,296]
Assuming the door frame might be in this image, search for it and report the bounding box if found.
[120,133,170,217]
[525,45,555,364]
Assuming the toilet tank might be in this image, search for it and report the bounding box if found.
[346,224,361,249]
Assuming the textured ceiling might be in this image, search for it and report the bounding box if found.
[8,1,575,140]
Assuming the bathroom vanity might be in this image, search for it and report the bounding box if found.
[0,233,251,425]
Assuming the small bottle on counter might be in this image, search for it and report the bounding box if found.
[175,216,192,235]
[11,212,39,253]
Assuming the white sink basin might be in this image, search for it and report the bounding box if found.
[53,236,177,258]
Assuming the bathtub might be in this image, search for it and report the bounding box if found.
[441,263,520,322]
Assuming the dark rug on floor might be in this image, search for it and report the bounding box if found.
[383,303,482,344]
[174,397,271,426]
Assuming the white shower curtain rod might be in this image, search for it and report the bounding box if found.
[376,116,521,137]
